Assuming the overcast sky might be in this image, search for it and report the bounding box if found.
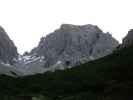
[0,0,133,54]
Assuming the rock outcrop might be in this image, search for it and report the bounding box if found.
[122,29,133,48]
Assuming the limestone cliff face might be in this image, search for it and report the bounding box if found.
[31,24,119,67]
[0,26,18,64]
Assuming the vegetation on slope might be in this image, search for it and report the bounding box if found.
[0,45,133,100]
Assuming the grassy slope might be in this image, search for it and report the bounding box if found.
[0,45,133,100]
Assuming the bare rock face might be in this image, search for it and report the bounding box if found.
[0,24,119,76]
[122,29,133,48]
[31,24,119,67]
[0,26,18,64]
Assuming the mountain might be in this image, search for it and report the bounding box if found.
[0,26,18,64]
[0,24,118,76]
[31,24,119,68]
[0,29,133,100]
[13,24,119,75]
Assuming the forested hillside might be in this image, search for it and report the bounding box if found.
[0,43,133,100]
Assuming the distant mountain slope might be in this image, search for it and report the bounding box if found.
[0,26,18,64]
[31,24,118,68]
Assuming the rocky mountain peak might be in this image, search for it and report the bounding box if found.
[31,24,119,68]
